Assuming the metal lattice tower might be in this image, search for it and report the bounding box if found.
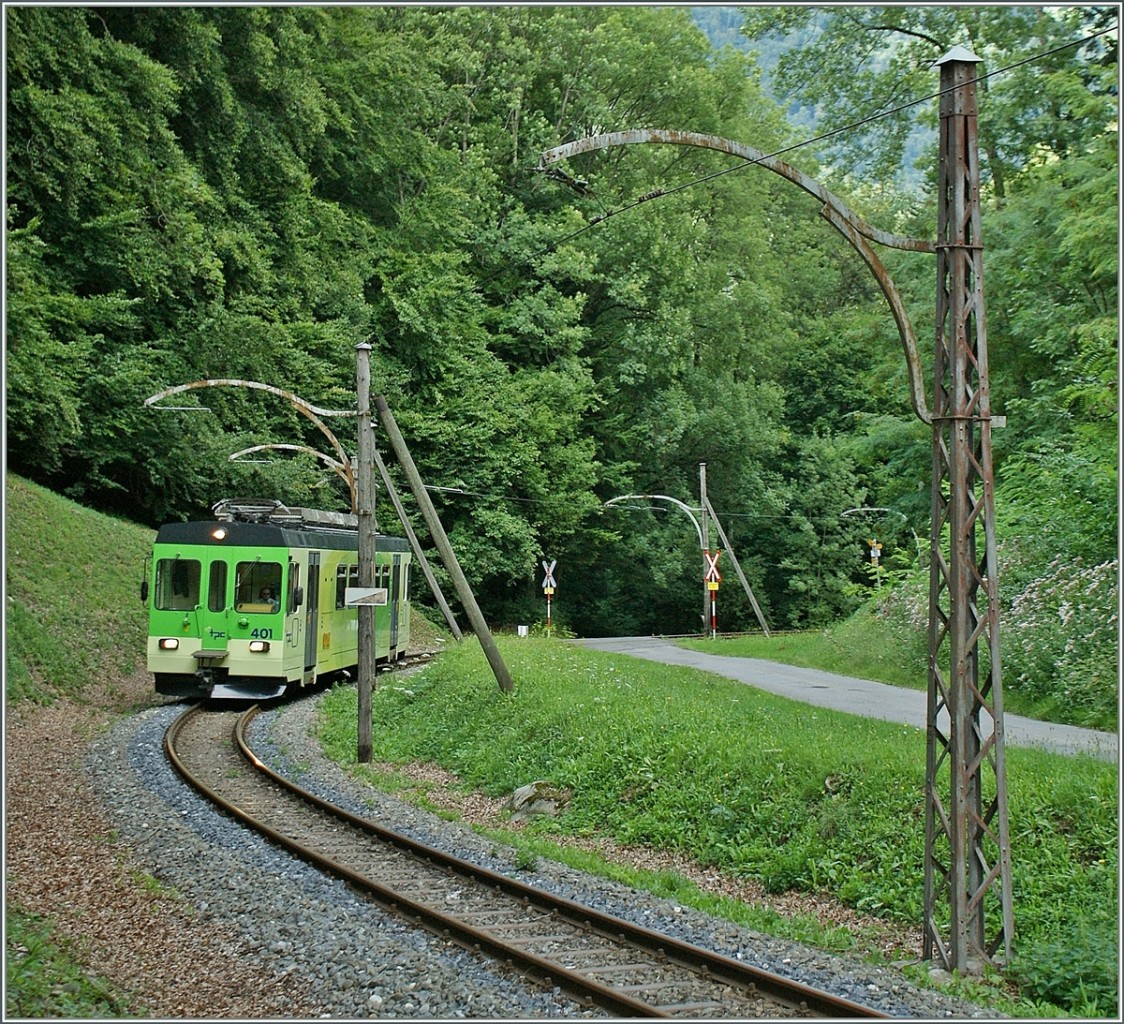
[535,65,1016,972]
[923,47,1014,971]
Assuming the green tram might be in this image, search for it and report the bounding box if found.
[145,499,411,700]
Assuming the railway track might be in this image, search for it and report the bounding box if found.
[165,702,889,1019]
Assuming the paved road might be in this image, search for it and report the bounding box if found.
[573,636,1117,763]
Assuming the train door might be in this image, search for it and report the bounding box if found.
[200,558,230,649]
[389,555,402,653]
[303,551,320,681]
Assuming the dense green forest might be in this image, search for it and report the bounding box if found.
[4,5,1117,715]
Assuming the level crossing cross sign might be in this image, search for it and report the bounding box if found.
[542,559,557,590]
[704,549,722,584]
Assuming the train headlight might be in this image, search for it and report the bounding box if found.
[211,527,228,541]
[248,640,271,654]
[158,638,180,651]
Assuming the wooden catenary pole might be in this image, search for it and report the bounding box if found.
[355,344,377,762]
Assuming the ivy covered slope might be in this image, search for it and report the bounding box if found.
[6,7,1117,696]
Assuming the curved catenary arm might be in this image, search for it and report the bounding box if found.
[144,378,357,494]
[227,443,354,504]
[540,130,935,253]
[604,494,705,551]
[540,130,934,424]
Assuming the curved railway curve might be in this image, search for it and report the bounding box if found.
[166,702,890,1019]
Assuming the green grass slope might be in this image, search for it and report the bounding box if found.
[5,473,154,705]
[319,636,1119,1018]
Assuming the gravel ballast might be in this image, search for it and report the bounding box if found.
[75,690,998,1019]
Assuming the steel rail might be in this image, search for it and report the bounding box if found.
[165,703,889,1019]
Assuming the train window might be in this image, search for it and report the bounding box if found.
[154,558,200,610]
[234,560,282,613]
[207,561,227,612]
[287,562,300,614]
[335,564,349,609]
[334,564,362,609]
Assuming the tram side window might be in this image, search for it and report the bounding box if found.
[235,561,283,612]
[155,558,201,610]
[336,564,349,609]
[336,564,363,609]
[287,562,300,614]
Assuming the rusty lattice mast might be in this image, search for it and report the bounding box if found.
[538,44,1014,974]
[924,47,1014,971]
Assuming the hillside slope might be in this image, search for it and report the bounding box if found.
[5,473,154,704]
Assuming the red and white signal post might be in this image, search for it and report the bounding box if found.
[541,559,557,634]
[704,549,721,638]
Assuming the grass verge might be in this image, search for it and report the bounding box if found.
[5,906,136,1018]
[317,635,1118,1018]
[678,622,926,690]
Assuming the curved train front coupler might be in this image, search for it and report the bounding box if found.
[144,499,411,701]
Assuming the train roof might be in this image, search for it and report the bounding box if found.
[154,498,410,553]
[212,498,358,529]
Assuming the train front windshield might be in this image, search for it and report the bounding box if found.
[235,560,282,612]
[154,556,283,613]
[154,558,201,610]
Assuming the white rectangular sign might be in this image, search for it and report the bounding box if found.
[345,587,389,607]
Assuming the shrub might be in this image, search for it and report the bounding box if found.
[1002,557,1118,728]
[872,552,1118,730]
[1010,922,1118,1014]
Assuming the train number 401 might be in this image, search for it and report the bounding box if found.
[250,628,274,640]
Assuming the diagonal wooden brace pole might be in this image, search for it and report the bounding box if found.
[702,497,770,636]
[374,396,513,694]
[372,448,463,642]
